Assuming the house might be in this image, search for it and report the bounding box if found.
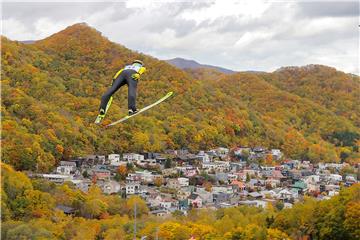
[261,190,277,199]
[233,147,251,157]
[235,172,247,182]
[291,181,307,194]
[160,198,178,210]
[127,170,154,183]
[167,179,181,189]
[212,186,234,194]
[137,158,158,167]
[56,205,75,215]
[211,147,229,158]
[162,168,178,177]
[202,161,230,172]
[230,180,246,192]
[148,195,163,208]
[197,151,211,163]
[178,177,189,187]
[70,179,91,192]
[329,174,343,182]
[92,168,111,181]
[265,178,280,188]
[216,172,229,183]
[125,182,141,195]
[248,192,263,199]
[213,192,231,205]
[108,154,121,165]
[56,161,77,175]
[230,162,246,171]
[56,166,72,175]
[177,187,192,200]
[271,170,285,180]
[277,189,293,201]
[196,189,213,205]
[99,180,121,194]
[150,209,169,217]
[188,194,203,208]
[123,153,144,162]
[345,175,357,183]
[41,174,73,184]
[184,167,197,177]
[178,199,189,210]
[271,149,283,160]
[238,200,267,208]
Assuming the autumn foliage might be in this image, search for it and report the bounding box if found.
[1,23,359,172]
[1,163,359,239]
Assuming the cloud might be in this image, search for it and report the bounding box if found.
[297,1,360,18]
[1,1,358,74]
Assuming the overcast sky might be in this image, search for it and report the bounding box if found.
[2,0,359,74]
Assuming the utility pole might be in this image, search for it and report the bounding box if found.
[155,227,159,240]
[134,203,137,240]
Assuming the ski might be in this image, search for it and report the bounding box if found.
[94,96,113,124]
[106,91,173,127]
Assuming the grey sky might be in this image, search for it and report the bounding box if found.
[2,0,359,74]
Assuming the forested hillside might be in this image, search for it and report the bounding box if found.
[261,65,360,127]
[1,163,359,240]
[1,23,359,172]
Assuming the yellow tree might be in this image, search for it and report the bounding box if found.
[117,165,128,180]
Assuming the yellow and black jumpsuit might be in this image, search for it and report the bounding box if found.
[99,64,146,113]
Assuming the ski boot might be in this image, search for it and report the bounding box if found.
[128,109,138,116]
[95,109,106,124]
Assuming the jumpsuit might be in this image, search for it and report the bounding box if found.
[99,67,138,112]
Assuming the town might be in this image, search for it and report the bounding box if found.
[29,146,359,217]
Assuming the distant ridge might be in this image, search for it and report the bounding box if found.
[20,40,36,44]
[166,57,235,74]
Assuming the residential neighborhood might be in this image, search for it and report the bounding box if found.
[29,146,359,217]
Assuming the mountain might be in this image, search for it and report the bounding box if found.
[2,23,359,172]
[20,40,36,44]
[166,57,235,74]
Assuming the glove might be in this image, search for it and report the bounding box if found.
[132,73,140,81]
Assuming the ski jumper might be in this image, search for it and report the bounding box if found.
[99,64,145,112]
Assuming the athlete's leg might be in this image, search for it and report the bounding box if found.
[127,78,138,111]
[99,76,126,112]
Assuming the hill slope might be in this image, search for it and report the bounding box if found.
[260,65,360,127]
[1,23,359,171]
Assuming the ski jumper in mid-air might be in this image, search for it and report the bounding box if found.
[95,60,146,123]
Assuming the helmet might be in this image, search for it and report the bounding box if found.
[132,60,144,66]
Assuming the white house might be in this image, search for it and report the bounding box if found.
[56,161,76,175]
[56,166,72,175]
[277,189,294,201]
[99,180,121,194]
[108,154,121,164]
[212,147,229,158]
[41,174,73,184]
[197,151,211,163]
[271,149,283,159]
[329,174,342,182]
[160,198,178,210]
[70,179,91,192]
[123,153,144,162]
[178,177,189,187]
[137,170,154,183]
[137,158,157,167]
[238,200,268,208]
[125,182,141,195]
[202,161,230,172]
